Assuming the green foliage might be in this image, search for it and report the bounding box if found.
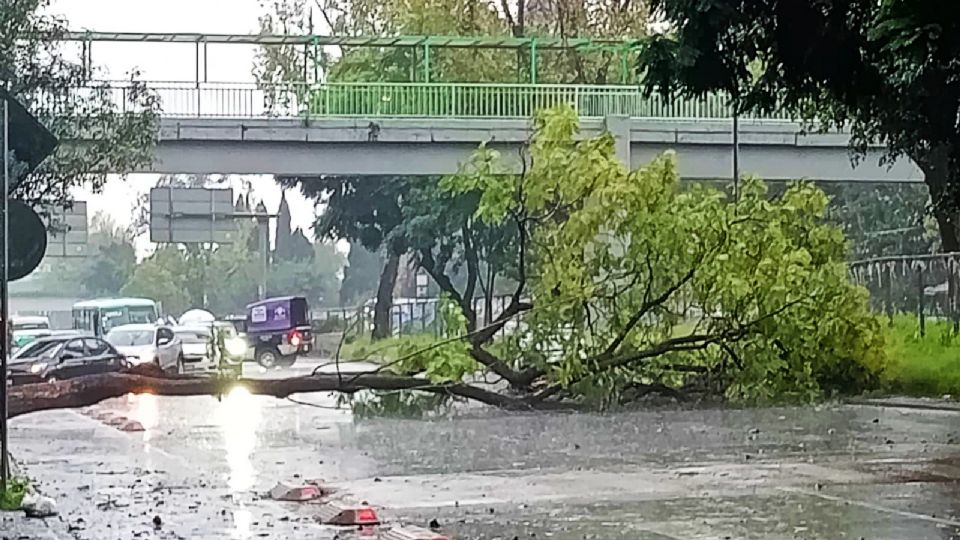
[445,107,886,403]
[80,213,137,296]
[640,0,960,249]
[2,0,158,209]
[347,391,451,420]
[340,242,383,306]
[345,297,478,383]
[0,476,29,511]
[121,246,196,316]
[121,233,343,316]
[260,0,649,87]
[881,315,960,397]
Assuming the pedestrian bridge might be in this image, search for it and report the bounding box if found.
[96,81,922,182]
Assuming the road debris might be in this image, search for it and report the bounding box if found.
[380,525,452,540]
[268,482,326,502]
[21,493,58,518]
[316,502,380,526]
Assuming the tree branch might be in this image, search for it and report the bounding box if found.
[600,265,698,360]
[7,370,566,420]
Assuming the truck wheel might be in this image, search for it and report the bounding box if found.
[277,355,297,368]
[256,348,279,369]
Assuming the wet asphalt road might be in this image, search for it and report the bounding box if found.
[9,357,960,539]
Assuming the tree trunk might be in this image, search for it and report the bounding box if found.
[372,250,401,340]
[7,370,565,419]
[919,145,960,252]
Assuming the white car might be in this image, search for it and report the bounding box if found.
[105,324,182,374]
[173,325,220,373]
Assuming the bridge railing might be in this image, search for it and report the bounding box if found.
[46,81,798,120]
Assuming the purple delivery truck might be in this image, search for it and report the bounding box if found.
[246,296,313,368]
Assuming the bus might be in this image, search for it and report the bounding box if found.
[72,298,161,337]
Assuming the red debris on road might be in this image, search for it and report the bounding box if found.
[268,482,326,502]
[316,503,381,526]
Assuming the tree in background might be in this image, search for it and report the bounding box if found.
[256,0,651,339]
[2,0,158,209]
[268,242,344,306]
[121,246,195,316]
[640,0,960,251]
[288,175,408,338]
[79,213,136,296]
[340,242,382,306]
[274,191,314,262]
[120,176,344,317]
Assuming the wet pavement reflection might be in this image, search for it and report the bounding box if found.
[10,358,960,539]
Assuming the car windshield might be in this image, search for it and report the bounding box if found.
[106,329,155,347]
[176,330,211,344]
[11,339,64,361]
[14,322,48,331]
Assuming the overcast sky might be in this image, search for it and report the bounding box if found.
[47,0,318,253]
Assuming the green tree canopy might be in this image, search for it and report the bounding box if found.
[400,107,885,404]
[640,0,960,251]
[2,0,158,209]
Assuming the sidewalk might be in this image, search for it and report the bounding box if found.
[2,458,66,539]
[1,510,65,539]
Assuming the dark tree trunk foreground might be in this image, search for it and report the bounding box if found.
[7,369,570,420]
[372,250,401,340]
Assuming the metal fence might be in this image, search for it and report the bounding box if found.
[312,295,522,338]
[850,253,960,336]
[49,81,797,120]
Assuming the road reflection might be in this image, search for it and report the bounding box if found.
[126,393,158,443]
[216,386,262,492]
[231,507,252,539]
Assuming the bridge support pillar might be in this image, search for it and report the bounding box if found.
[604,115,631,169]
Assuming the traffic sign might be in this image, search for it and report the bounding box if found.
[0,89,58,191]
[149,186,237,244]
[1,199,48,281]
[45,201,88,257]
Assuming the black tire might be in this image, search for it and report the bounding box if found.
[277,354,297,368]
[256,348,279,369]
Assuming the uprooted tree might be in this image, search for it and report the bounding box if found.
[8,107,888,418]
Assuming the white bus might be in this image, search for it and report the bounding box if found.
[72,298,161,337]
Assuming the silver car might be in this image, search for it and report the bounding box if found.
[105,324,182,374]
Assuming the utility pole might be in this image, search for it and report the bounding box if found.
[1,97,10,491]
[733,110,740,202]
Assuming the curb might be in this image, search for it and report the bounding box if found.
[847,398,960,413]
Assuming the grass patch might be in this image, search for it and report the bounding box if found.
[0,476,29,511]
[882,315,960,396]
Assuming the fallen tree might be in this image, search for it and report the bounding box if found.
[9,108,889,418]
[7,368,560,419]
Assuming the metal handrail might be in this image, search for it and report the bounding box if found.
[36,80,799,120]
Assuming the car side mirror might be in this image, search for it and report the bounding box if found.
[157,336,172,346]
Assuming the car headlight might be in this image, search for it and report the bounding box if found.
[225,337,247,357]
[30,362,48,374]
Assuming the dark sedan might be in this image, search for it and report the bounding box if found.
[6,336,129,386]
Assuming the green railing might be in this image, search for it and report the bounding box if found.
[55,81,797,120]
[306,82,791,120]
